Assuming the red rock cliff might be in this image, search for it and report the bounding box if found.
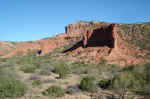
[64,22,146,66]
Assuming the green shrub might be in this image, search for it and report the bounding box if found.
[53,61,70,79]
[0,77,27,97]
[112,72,139,93]
[42,85,65,97]
[21,64,36,73]
[32,79,42,86]
[122,65,134,71]
[98,79,111,89]
[54,66,69,79]
[112,64,150,94]
[0,58,8,62]
[80,76,95,92]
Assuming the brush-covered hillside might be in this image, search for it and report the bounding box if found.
[0,21,150,99]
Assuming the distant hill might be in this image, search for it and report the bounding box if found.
[0,21,150,66]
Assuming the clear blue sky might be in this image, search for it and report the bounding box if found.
[0,0,150,41]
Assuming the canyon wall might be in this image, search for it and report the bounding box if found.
[65,21,118,49]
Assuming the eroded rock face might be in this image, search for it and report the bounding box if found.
[64,22,147,66]
[83,24,118,48]
[65,21,109,41]
[66,22,118,49]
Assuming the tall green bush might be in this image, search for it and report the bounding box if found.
[53,61,70,79]
[80,76,95,92]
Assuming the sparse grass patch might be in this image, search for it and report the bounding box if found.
[38,64,53,76]
[0,76,27,97]
[111,64,150,95]
[98,63,121,74]
[70,61,89,74]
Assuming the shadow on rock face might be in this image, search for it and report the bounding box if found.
[86,27,115,48]
[62,24,115,53]
[62,41,84,53]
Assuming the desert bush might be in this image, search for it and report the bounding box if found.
[80,76,95,92]
[97,58,121,74]
[42,85,65,97]
[111,71,139,93]
[53,61,70,79]
[18,56,32,64]
[0,76,27,97]
[122,65,134,71]
[32,79,42,86]
[21,64,36,73]
[0,66,19,79]
[0,58,8,62]
[98,79,111,89]
[54,66,69,79]
[111,64,150,95]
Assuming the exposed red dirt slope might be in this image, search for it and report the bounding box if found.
[0,41,14,56]
[2,34,67,57]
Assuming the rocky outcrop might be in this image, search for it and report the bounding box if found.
[64,22,147,66]
[65,22,118,48]
[65,21,109,41]
[65,22,119,54]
